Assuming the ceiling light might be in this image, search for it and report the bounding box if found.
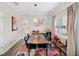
[34,4,37,7]
[13,2,19,5]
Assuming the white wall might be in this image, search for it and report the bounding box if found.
[28,14,52,33]
[74,3,79,56]
[0,3,23,55]
[0,11,4,54]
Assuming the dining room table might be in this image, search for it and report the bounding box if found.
[27,33,49,56]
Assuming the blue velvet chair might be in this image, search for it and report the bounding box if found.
[24,34,30,48]
[44,32,51,41]
[43,32,51,50]
[24,34,37,49]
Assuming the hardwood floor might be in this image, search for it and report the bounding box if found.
[1,39,25,56]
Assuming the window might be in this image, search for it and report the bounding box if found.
[55,10,67,38]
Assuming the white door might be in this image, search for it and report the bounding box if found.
[22,17,29,35]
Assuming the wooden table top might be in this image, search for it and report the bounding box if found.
[27,33,49,44]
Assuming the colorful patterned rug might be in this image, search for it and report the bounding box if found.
[16,45,60,56]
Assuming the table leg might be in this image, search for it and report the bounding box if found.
[28,44,30,56]
[60,46,62,55]
[46,44,48,56]
[36,44,38,50]
[35,44,38,52]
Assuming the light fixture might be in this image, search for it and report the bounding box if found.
[34,3,37,7]
[33,18,38,23]
[33,18,45,26]
[13,2,19,5]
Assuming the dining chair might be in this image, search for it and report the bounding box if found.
[43,32,51,50]
[51,34,67,55]
[24,34,37,52]
[24,34,30,48]
[43,32,51,41]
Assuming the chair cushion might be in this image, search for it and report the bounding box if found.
[53,35,59,42]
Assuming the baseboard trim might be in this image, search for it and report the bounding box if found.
[1,39,22,55]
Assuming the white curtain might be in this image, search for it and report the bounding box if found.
[51,16,56,37]
[67,3,76,56]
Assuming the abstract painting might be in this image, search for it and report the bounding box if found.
[12,16,18,31]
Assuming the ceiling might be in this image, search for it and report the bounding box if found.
[7,2,75,16]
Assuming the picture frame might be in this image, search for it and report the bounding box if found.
[12,16,18,31]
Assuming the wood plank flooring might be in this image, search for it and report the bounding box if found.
[1,39,25,56]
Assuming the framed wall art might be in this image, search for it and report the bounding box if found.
[12,16,18,31]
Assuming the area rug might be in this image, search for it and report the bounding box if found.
[34,48,60,56]
[16,46,28,56]
[16,45,60,56]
